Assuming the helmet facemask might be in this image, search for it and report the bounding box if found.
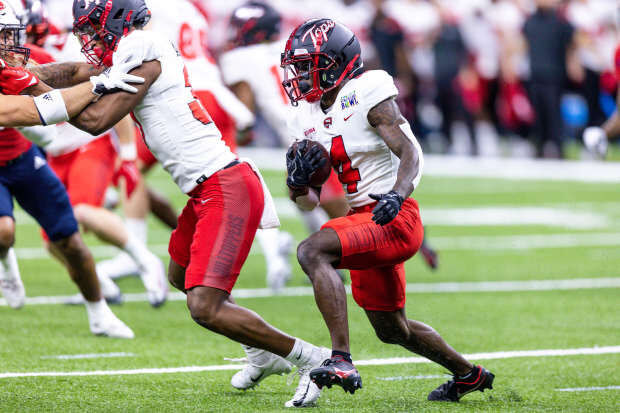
[281,50,338,105]
[0,24,29,66]
[73,6,119,67]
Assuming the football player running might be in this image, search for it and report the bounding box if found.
[35,0,332,407]
[0,0,140,339]
[220,1,350,263]
[282,19,495,402]
[583,42,620,157]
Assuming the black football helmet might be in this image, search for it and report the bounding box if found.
[24,0,49,47]
[72,0,151,67]
[0,0,29,65]
[280,19,363,105]
[228,1,281,48]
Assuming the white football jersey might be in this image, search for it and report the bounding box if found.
[145,0,254,129]
[219,40,292,144]
[287,70,423,208]
[114,29,236,194]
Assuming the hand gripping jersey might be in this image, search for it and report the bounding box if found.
[219,40,292,144]
[287,70,423,208]
[114,29,236,194]
[145,0,254,131]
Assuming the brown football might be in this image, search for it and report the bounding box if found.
[289,139,332,187]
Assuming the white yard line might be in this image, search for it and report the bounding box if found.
[13,231,620,261]
[1,345,618,379]
[40,353,135,360]
[1,278,618,307]
[237,147,620,183]
[556,386,620,392]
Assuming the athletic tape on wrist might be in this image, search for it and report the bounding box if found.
[33,89,69,126]
[119,143,137,160]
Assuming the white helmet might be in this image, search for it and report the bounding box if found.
[0,0,29,65]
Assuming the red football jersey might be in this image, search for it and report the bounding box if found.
[0,126,32,163]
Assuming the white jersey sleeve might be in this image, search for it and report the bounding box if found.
[115,30,236,194]
[359,70,399,116]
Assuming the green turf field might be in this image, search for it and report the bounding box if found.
[1,166,619,412]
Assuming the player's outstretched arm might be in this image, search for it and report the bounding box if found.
[367,97,422,226]
[29,62,104,89]
[70,61,160,136]
[0,82,96,127]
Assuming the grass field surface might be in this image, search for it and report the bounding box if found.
[1,163,619,412]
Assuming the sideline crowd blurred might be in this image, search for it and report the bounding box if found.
[42,0,619,158]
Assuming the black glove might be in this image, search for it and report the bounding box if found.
[286,140,327,189]
[369,191,404,226]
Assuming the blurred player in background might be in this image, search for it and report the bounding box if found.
[40,0,335,406]
[584,40,620,156]
[282,19,494,401]
[23,0,168,307]
[0,0,141,338]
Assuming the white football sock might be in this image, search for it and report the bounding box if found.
[123,234,154,270]
[125,218,147,244]
[84,298,112,321]
[0,248,20,281]
[285,338,318,368]
[256,228,281,265]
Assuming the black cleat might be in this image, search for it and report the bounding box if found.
[428,365,494,402]
[309,355,362,394]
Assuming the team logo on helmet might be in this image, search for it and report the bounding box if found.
[0,2,5,11]
[301,20,335,48]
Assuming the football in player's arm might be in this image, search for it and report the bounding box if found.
[289,96,421,226]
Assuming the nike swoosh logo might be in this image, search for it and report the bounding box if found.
[250,371,264,383]
[344,114,354,121]
[295,350,302,360]
[17,74,30,81]
[201,198,212,204]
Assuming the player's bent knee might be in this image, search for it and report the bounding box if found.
[0,217,16,254]
[54,233,91,261]
[186,290,224,332]
[296,238,317,272]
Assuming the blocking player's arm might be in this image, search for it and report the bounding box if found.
[0,82,98,128]
[29,62,104,89]
[367,97,420,199]
[70,61,160,136]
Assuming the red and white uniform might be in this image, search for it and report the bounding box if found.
[28,42,118,208]
[145,0,254,154]
[113,28,277,292]
[287,70,424,311]
[220,39,346,202]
